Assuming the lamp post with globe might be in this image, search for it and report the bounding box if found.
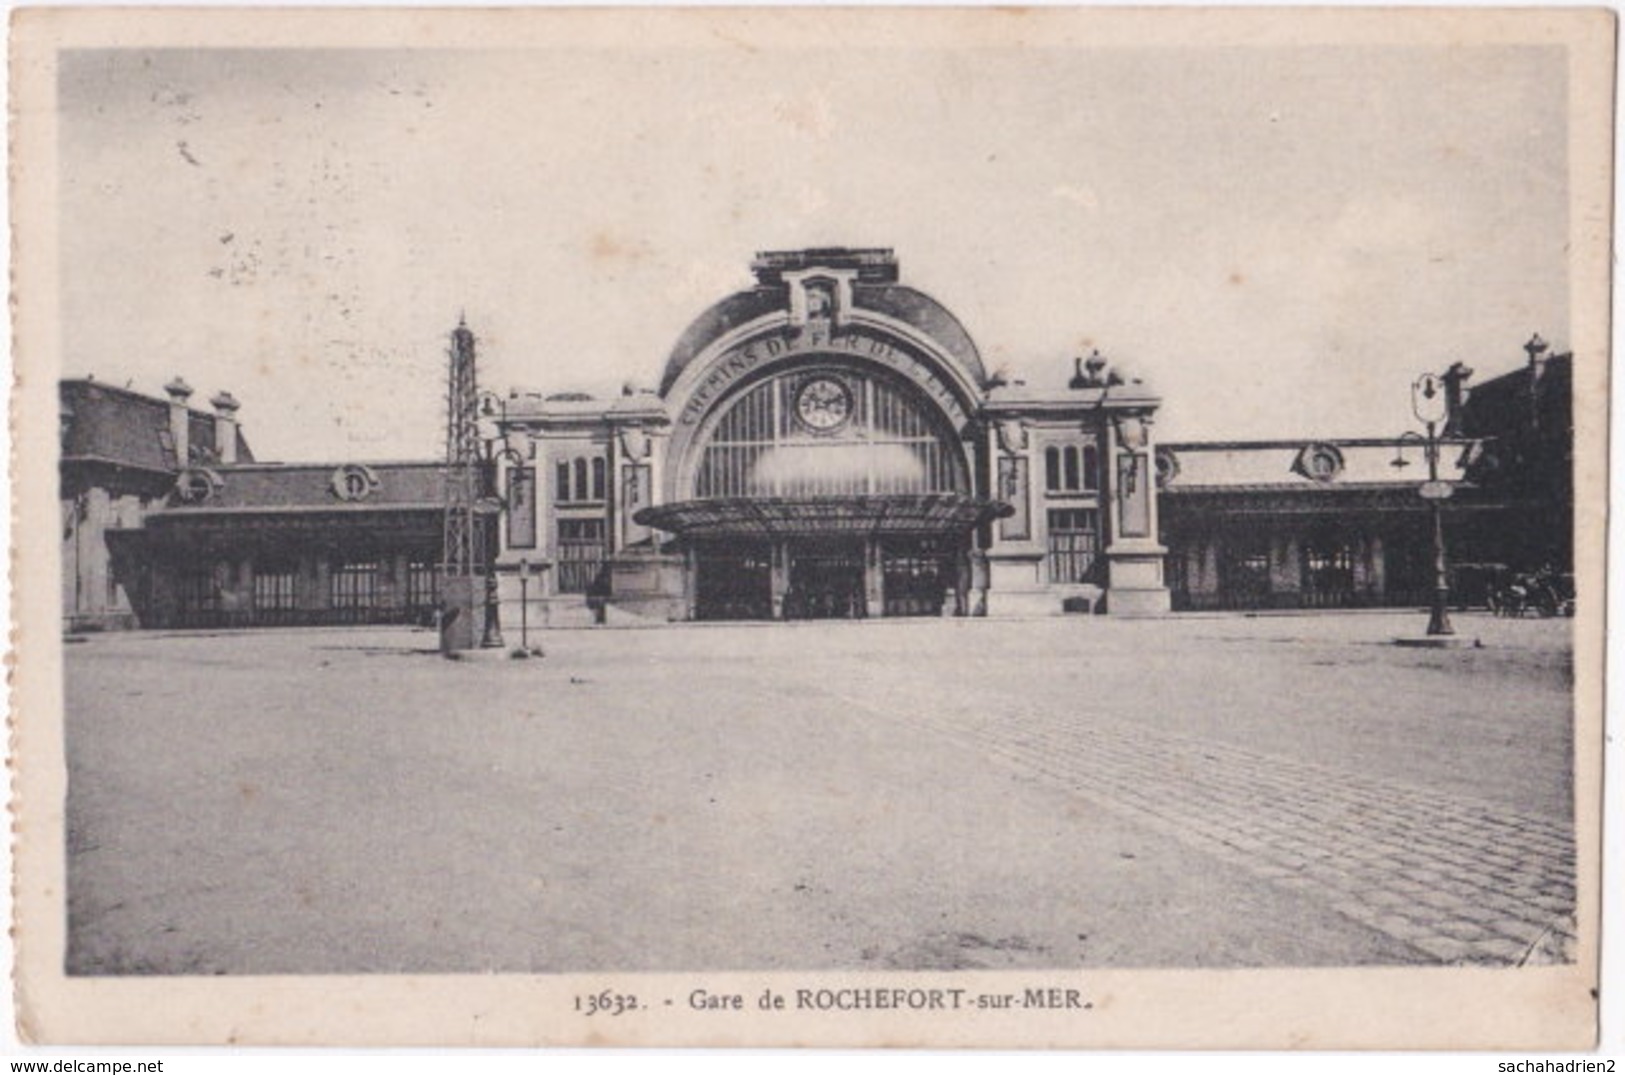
[474,391,525,649]
[1406,370,1459,638]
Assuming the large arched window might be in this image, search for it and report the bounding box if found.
[691,365,969,499]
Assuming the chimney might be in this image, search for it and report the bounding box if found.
[210,390,241,464]
[163,377,194,466]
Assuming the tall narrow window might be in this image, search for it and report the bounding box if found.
[254,561,298,612]
[330,560,378,613]
[1045,442,1098,495]
[555,460,571,504]
[573,458,589,502]
[591,457,607,501]
[406,559,439,617]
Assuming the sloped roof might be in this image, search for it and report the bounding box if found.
[1159,440,1468,490]
[658,248,991,397]
[656,283,990,397]
[856,284,987,389]
[1458,354,1572,440]
[60,379,254,472]
[658,289,787,395]
[155,461,446,515]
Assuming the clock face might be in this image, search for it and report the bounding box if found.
[795,377,853,433]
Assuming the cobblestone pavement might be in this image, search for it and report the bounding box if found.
[835,685,1577,966]
[62,615,1578,973]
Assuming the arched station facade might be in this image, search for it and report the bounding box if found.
[492,248,1171,623]
[56,252,1568,634]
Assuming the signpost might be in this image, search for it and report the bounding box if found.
[1418,480,1453,501]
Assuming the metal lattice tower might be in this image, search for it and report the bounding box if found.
[441,317,480,577]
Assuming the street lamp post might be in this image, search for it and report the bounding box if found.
[518,557,530,652]
[477,491,504,649]
[475,392,525,650]
[1410,372,1456,637]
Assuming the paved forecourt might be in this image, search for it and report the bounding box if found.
[60,612,1575,974]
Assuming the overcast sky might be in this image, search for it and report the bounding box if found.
[58,35,1570,461]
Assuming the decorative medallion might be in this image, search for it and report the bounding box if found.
[1292,442,1346,483]
[794,377,854,434]
[174,467,223,503]
[1154,446,1181,489]
[331,463,380,502]
[995,418,1028,455]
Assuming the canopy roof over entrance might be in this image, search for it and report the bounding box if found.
[635,494,1012,539]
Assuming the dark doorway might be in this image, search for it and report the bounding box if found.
[695,541,773,621]
[881,538,953,617]
[786,541,866,620]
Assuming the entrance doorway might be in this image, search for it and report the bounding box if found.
[881,538,954,617]
[695,541,772,620]
[786,541,866,620]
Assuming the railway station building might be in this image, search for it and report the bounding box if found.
[58,248,1572,632]
[493,247,1167,624]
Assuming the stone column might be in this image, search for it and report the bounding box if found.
[954,540,972,617]
[969,549,989,617]
[210,391,240,464]
[1101,411,1171,616]
[1271,535,1302,598]
[770,541,790,620]
[683,545,699,621]
[164,378,193,465]
[864,538,884,618]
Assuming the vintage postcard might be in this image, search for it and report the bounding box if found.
[10,6,1612,1049]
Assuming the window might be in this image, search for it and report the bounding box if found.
[330,560,378,610]
[573,458,589,502]
[694,371,968,498]
[406,559,439,615]
[177,567,220,613]
[1302,537,1355,596]
[254,563,298,611]
[555,454,607,504]
[557,518,608,595]
[1222,536,1272,602]
[1046,509,1100,583]
[1044,443,1099,494]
